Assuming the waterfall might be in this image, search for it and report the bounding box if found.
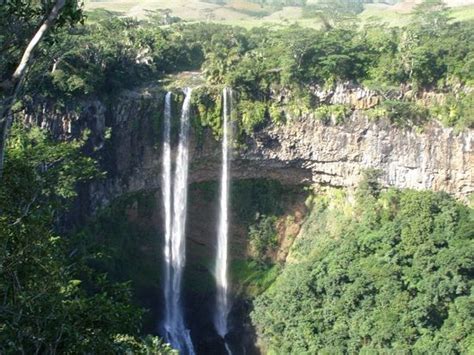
[214,87,233,343]
[162,89,195,355]
[162,92,173,333]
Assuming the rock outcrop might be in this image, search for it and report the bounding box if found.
[22,87,473,213]
[240,113,472,198]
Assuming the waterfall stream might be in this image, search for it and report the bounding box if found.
[214,87,233,347]
[162,92,173,336]
[162,89,195,355]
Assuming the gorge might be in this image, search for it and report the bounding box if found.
[15,83,472,353]
[1,4,473,353]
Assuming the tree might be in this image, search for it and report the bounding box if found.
[145,8,181,25]
[252,188,473,353]
[412,0,451,33]
[0,0,83,179]
[0,124,174,353]
[303,0,364,30]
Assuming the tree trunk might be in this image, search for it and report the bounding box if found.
[0,0,66,180]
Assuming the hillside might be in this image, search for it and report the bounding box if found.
[83,0,474,26]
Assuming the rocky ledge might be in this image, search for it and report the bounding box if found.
[193,111,472,200]
[22,87,473,213]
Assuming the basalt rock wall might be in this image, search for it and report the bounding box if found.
[22,87,473,215]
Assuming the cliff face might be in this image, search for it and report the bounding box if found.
[239,114,472,198]
[23,87,473,213]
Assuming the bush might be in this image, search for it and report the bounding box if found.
[380,100,428,127]
[239,99,268,135]
[315,104,351,124]
[430,92,474,131]
[192,86,223,137]
[249,215,278,261]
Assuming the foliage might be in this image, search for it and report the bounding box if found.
[429,92,474,130]
[20,19,206,103]
[239,99,268,135]
[0,0,83,85]
[315,104,351,124]
[251,187,473,353]
[366,100,429,127]
[74,190,169,334]
[0,125,171,353]
[113,334,177,354]
[129,14,471,104]
[357,168,383,199]
[191,86,223,137]
[231,179,286,223]
[302,0,364,29]
[3,5,473,132]
[144,9,182,26]
[231,260,280,297]
[249,215,278,261]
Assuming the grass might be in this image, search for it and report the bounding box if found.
[84,0,267,21]
[359,3,411,27]
[450,4,474,21]
[84,0,474,27]
[231,259,280,297]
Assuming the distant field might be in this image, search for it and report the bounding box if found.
[83,0,474,26]
[359,2,474,25]
[84,0,263,21]
[450,4,474,20]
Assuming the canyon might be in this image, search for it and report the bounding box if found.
[22,85,472,213]
[18,84,473,354]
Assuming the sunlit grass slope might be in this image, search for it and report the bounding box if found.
[84,0,474,28]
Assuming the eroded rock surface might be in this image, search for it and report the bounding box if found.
[240,113,472,199]
[22,88,473,213]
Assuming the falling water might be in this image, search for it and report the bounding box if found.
[162,92,173,333]
[162,88,195,355]
[214,87,233,345]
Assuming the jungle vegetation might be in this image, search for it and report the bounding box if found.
[251,182,473,353]
[3,0,472,138]
[0,0,472,353]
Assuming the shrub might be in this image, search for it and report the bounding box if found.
[380,100,428,127]
[429,92,474,130]
[249,215,278,261]
[315,104,351,124]
[239,99,267,135]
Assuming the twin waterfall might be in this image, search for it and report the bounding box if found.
[161,88,232,353]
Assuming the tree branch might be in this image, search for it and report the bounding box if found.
[0,0,67,181]
[12,0,66,82]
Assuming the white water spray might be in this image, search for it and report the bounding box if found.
[162,89,195,355]
[214,87,233,343]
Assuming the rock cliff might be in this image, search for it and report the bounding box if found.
[22,87,473,213]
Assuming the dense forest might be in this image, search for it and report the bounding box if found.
[0,0,473,354]
[252,182,473,353]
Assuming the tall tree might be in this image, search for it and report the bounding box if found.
[304,0,364,30]
[0,0,82,179]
